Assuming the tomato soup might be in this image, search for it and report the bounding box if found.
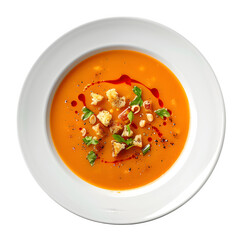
[50,50,190,190]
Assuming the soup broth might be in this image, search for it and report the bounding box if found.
[50,50,190,190]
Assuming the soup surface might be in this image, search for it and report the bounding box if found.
[50,50,190,190]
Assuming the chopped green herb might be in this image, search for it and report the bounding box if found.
[125,138,133,146]
[83,136,99,146]
[126,145,134,150]
[87,151,97,166]
[155,108,170,119]
[126,124,131,135]
[82,107,94,120]
[142,144,151,155]
[130,86,143,107]
[126,111,134,134]
[113,134,133,146]
[128,111,134,123]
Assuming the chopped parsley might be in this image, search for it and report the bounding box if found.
[113,134,133,146]
[130,86,143,107]
[82,107,94,120]
[126,111,134,134]
[83,136,99,146]
[87,151,97,166]
[155,108,170,119]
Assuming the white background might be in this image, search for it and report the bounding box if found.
[1,0,239,239]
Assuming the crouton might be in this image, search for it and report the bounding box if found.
[122,125,133,137]
[97,110,112,127]
[133,134,142,147]
[91,92,104,105]
[92,123,105,138]
[106,89,126,108]
[111,140,125,157]
[109,121,124,134]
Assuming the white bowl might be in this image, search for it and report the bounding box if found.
[18,17,225,224]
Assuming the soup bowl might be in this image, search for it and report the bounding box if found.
[18,17,225,224]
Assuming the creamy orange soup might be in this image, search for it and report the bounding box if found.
[50,50,190,190]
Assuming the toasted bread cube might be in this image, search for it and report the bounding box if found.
[133,134,142,147]
[91,92,104,105]
[109,121,124,134]
[111,140,125,157]
[121,125,133,137]
[92,123,105,138]
[106,89,126,108]
[97,110,112,127]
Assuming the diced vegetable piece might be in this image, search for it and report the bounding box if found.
[118,107,131,122]
[142,144,151,155]
[143,100,152,112]
[131,105,141,114]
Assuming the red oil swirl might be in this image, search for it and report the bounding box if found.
[148,137,152,142]
[83,75,164,107]
[101,154,136,164]
[152,126,163,138]
[78,93,86,106]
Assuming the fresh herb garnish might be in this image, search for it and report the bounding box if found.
[128,110,134,122]
[87,151,97,166]
[126,145,134,150]
[82,107,94,120]
[113,134,133,146]
[83,136,99,146]
[126,125,131,135]
[142,144,151,155]
[126,111,134,134]
[155,108,170,119]
[130,86,143,107]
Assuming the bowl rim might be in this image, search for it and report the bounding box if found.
[17,17,226,224]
